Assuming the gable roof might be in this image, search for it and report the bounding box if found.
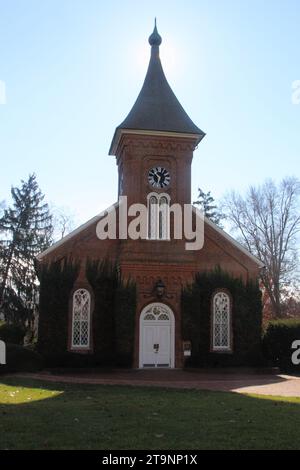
[37,202,264,268]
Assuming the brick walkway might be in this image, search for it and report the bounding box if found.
[11,369,300,397]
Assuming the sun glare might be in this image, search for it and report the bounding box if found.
[133,35,184,84]
[0,384,63,404]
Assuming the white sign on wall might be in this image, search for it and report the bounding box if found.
[0,340,6,365]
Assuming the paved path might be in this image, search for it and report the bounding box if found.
[9,369,300,398]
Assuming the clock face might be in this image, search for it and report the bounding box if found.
[148,167,170,188]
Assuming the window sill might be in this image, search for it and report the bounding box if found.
[211,348,233,354]
[70,347,92,354]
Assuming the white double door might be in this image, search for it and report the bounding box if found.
[142,322,171,368]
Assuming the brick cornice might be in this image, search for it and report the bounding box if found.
[115,133,196,162]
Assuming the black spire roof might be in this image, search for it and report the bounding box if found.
[109,21,205,155]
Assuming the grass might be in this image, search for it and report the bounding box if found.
[1,376,300,449]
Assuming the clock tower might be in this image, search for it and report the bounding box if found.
[109,21,205,221]
[109,22,206,367]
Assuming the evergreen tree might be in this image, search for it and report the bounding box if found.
[193,188,224,227]
[0,174,52,326]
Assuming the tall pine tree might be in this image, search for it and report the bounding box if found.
[0,174,52,326]
[193,188,224,227]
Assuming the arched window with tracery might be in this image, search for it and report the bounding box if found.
[147,193,170,240]
[212,291,231,351]
[72,289,91,349]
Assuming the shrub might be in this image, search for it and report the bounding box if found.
[263,319,300,372]
[181,267,263,367]
[0,323,26,345]
[0,343,43,374]
[42,351,96,369]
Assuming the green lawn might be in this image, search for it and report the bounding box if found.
[1,376,300,450]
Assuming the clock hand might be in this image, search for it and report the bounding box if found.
[159,172,164,186]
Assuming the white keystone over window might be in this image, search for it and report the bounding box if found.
[0,80,6,104]
[0,340,6,365]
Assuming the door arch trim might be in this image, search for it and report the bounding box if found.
[139,302,175,368]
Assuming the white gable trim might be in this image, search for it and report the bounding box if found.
[37,201,264,269]
[37,202,118,261]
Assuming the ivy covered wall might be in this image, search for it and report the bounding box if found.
[37,258,136,368]
[86,259,136,367]
[181,268,263,367]
[37,258,80,359]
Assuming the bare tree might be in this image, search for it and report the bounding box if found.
[223,177,300,318]
[51,206,76,241]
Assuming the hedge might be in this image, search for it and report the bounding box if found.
[0,323,26,345]
[263,319,300,372]
[181,267,263,367]
[0,344,43,374]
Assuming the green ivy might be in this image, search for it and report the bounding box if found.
[37,258,80,358]
[86,259,118,366]
[181,267,263,367]
[114,280,136,367]
[86,259,136,367]
[37,258,136,368]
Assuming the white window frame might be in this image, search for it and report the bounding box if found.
[212,291,231,352]
[71,288,91,349]
[147,192,170,240]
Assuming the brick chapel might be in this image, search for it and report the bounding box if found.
[38,23,263,369]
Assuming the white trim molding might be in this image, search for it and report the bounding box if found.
[37,201,264,270]
[212,291,231,352]
[139,302,175,369]
[71,288,91,350]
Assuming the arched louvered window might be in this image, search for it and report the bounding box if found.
[147,193,170,240]
[72,289,91,348]
[159,196,170,239]
[212,291,231,351]
[148,195,158,239]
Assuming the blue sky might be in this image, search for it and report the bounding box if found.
[0,0,299,226]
